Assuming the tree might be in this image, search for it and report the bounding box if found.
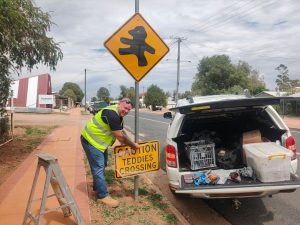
[127,87,136,106]
[275,64,291,92]
[165,91,172,98]
[192,55,234,95]
[97,87,110,103]
[275,64,300,94]
[192,55,266,96]
[144,84,166,110]
[179,91,192,99]
[248,69,266,95]
[119,85,128,98]
[59,82,84,103]
[62,89,76,102]
[91,97,97,102]
[117,85,136,106]
[0,0,63,116]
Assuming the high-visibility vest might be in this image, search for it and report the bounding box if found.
[81,105,121,152]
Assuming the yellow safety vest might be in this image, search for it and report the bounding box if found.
[81,105,121,152]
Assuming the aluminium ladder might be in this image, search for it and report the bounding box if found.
[22,153,85,225]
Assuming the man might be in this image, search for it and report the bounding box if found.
[81,98,139,208]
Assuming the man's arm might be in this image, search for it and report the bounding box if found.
[112,130,139,150]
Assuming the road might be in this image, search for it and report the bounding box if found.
[125,111,170,169]
[125,111,300,225]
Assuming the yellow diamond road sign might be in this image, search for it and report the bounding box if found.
[104,13,169,82]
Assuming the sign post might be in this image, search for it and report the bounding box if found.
[104,0,169,200]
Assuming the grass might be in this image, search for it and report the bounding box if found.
[85,146,178,225]
[14,125,55,151]
[105,169,117,184]
[163,213,178,224]
[148,193,168,210]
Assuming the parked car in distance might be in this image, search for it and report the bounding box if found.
[89,101,108,115]
[164,94,300,199]
[155,105,163,111]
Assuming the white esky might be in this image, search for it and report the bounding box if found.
[19,0,300,100]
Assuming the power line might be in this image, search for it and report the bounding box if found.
[174,0,256,38]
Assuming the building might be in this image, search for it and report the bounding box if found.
[7,74,54,112]
[255,91,288,98]
[139,92,146,107]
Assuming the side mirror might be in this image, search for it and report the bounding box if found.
[163,112,172,119]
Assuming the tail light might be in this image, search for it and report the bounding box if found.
[286,136,297,161]
[166,144,177,168]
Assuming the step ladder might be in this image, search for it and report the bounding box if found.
[22,153,85,225]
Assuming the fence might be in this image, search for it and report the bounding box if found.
[273,99,300,117]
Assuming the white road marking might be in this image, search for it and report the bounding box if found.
[127,115,169,125]
[124,125,145,137]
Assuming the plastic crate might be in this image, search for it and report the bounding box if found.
[184,140,216,170]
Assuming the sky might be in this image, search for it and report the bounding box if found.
[18,0,300,100]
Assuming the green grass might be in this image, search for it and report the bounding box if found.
[105,169,118,184]
[163,213,178,225]
[15,125,55,151]
[138,187,149,196]
[148,193,168,210]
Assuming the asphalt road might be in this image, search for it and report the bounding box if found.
[125,111,170,169]
[124,111,300,225]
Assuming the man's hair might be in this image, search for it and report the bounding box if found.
[120,98,133,107]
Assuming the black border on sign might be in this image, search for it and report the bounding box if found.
[104,13,169,82]
[113,140,160,179]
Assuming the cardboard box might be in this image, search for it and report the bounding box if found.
[242,130,262,163]
[242,130,262,144]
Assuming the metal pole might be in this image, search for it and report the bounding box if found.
[134,0,139,202]
[135,0,139,13]
[84,69,87,111]
[176,38,181,104]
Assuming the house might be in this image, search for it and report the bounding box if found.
[255,91,288,98]
[139,92,146,107]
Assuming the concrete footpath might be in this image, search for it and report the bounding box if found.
[0,108,90,225]
[283,116,300,131]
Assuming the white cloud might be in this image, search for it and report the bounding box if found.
[19,0,300,100]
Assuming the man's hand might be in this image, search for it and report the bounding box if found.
[112,130,139,150]
[132,143,140,150]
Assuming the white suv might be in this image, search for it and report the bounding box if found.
[164,95,300,198]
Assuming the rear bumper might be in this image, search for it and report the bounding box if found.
[174,184,300,198]
[167,168,300,198]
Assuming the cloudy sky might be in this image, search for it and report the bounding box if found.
[22,0,300,100]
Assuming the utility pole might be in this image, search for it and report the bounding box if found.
[84,69,87,111]
[134,0,140,202]
[172,37,186,104]
[108,84,112,98]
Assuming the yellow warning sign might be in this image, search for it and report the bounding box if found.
[104,13,169,82]
[114,140,160,178]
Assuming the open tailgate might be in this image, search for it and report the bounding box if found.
[170,97,298,114]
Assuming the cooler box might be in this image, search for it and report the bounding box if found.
[243,142,292,182]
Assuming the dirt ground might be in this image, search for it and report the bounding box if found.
[0,126,54,186]
[0,110,179,225]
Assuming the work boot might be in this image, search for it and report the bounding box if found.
[98,196,119,208]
